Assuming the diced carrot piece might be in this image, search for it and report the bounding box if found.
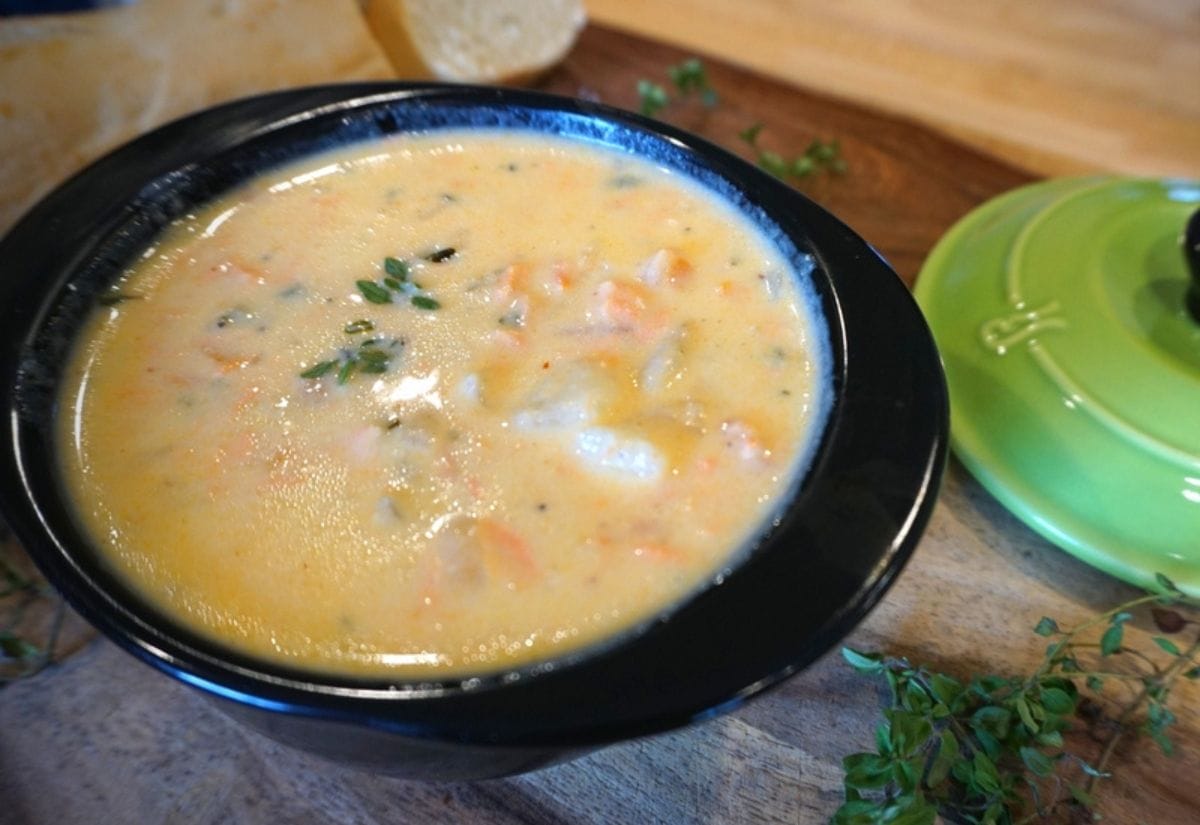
[479,518,538,580]
[632,543,686,563]
[494,262,530,301]
[594,279,655,330]
[638,248,692,287]
[491,328,525,348]
[202,346,259,374]
[549,261,574,293]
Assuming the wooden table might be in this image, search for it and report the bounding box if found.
[589,0,1200,181]
[2,20,1198,825]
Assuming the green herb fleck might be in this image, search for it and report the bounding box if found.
[609,174,643,189]
[357,280,392,304]
[2,544,66,684]
[411,295,440,311]
[343,319,375,334]
[637,79,670,117]
[300,336,404,384]
[737,122,764,146]
[634,61,846,187]
[749,133,847,182]
[384,257,409,280]
[425,247,457,263]
[300,360,338,379]
[667,57,718,106]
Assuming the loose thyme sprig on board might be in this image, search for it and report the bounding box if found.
[835,573,1200,825]
[634,58,846,182]
[738,124,846,182]
[637,57,717,116]
[1,542,65,685]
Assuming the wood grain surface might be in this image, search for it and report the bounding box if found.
[2,24,1197,825]
[588,0,1200,180]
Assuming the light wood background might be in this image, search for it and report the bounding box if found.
[588,0,1200,179]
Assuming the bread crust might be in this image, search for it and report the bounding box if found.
[0,0,395,235]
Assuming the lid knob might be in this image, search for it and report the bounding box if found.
[1186,207,1200,324]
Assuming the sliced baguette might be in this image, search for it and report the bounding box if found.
[363,0,585,84]
[0,0,395,236]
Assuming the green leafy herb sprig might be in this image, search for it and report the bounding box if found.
[299,255,444,383]
[1,542,64,685]
[738,123,846,182]
[637,57,718,116]
[635,59,847,182]
[836,573,1200,825]
[358,256,441,310]
[300,321,404,385]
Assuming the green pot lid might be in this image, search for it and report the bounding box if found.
[915,177,1200,595]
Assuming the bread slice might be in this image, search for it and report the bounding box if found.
[363,0,585,84]
[0,0,395,236]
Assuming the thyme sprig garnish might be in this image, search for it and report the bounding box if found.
[634,58,847,182]
[300,325,404,385]
[300,255,438,383]
[836,572,1200,824]
[357,256,442,310]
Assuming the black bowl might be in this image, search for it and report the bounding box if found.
[0,83,947,779]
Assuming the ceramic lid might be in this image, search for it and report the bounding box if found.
[916,177,1200,595]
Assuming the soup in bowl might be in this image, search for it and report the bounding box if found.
[0,85,946,778]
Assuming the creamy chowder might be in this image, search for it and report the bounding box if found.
[57,131,829,678]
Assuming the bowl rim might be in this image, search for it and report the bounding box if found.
[0,82,948,748]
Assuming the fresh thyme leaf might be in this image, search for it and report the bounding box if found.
[667,58,718,106]
[410,295,440,311]
[1153,636,1182,656]
[300,360,337,379]
[2,549,66,682]
[336,359,356,385]
[357,347,389,367]
[343,319,375,334]
[1099,623,1123,655]
[357,280,392,304]
[383,277,406,292]
[757,150,788,179]
[636,79,669,117]
[792,155,816,178]
[1033,616,1059,636]
[842,647,884,673]
[0,631,39,661]
[384,256,409,280]
[738,123,764,146]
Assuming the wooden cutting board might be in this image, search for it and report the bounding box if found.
[539,26,1035,286]
[2,25,1195,825]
